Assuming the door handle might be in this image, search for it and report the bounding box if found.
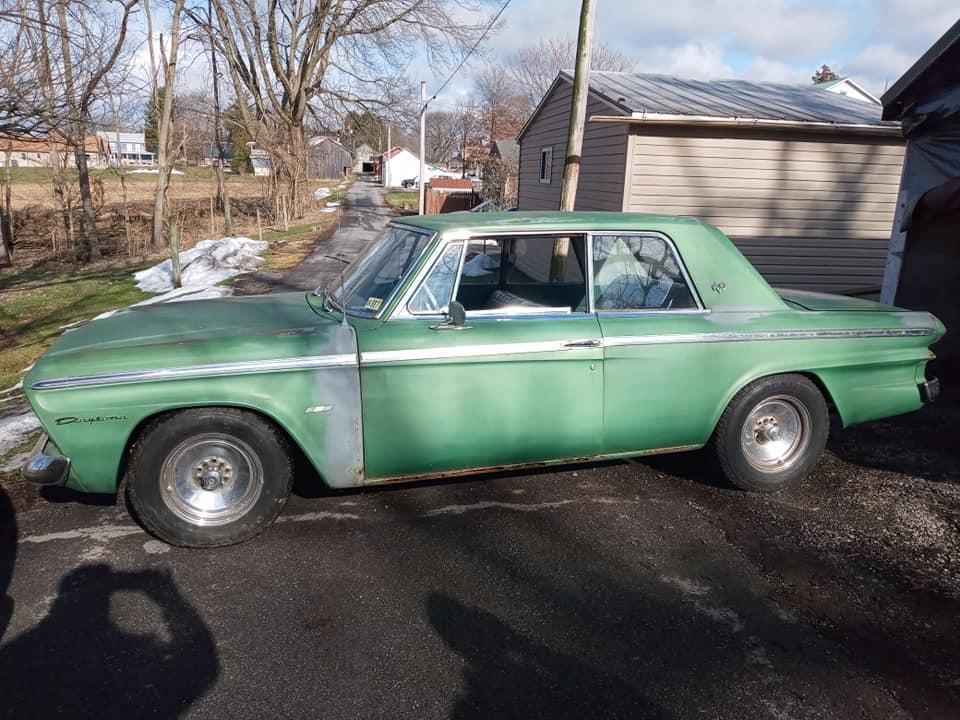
[563,339,601,348]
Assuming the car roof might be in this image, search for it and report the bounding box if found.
[392,210,705,235]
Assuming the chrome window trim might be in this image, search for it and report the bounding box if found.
[596,308,712,318]
[404,241,466,317]
[389,229,593,321]
[466,306,573,318]
[588,230,705,313]
[31,354,358,391]
[389,231,450,320]
[322,223,435,321]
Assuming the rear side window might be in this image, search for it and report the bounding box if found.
[592,235,698,311]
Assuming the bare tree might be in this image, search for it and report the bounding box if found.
[474,65,526,142]
[150,0,185,255]
[426,110,458,166]
[508,35,633,114]
[53,0,140,262]
[453,99,481,177]
[197,0,489,218]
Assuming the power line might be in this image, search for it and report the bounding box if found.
[425,0,513,108]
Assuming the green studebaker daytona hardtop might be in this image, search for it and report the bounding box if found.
[23,212,945,546]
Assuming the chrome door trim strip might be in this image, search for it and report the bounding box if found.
[31,354,359,391]
[602,327,936,349]
[361,339,600,365]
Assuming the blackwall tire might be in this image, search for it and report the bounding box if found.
[126,408,293,547]
[713,374,828,492]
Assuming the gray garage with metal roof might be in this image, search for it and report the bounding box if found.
[517,71,905,296]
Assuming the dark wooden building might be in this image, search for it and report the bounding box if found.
[308,137,353,180]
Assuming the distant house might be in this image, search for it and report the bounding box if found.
[0,134,109,169]
[880,18,960,375]
[249,149,271,177]
[381,147,420,188]
[96,131,155,166]
[814,77,881,105]
[308,136,353,180]
[201,147,234,168]
[518,71,904,296]
[353,143,375,173]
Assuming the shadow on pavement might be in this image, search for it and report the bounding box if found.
[428,593,669,720]
[0,561,218,718]
[0,486,14,643]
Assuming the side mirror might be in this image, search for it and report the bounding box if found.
[447,300,466,327]
[431,300,468,331]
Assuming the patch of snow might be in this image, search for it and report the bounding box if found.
[0,450,31,472]
[321,206,340,214]
[462,252,499,277]
[58,319,87,331]
[313,187,331,199]
[129,168,185,175]
[326,201,341,208]
[143,539,171,554]
[0,406,41,457]
[0,381,23,396]
[134,236,267,294]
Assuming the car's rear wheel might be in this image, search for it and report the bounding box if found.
[713,374,828,492]
[126,408,293,547]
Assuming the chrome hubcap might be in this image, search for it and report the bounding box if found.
[160,434,263,527]
[740,395,810,473]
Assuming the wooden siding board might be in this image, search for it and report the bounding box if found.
[518,82,628,211]
[626,130,904,293]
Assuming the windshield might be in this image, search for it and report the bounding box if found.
[326,225,432,317]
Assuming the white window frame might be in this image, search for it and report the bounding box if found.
[538,146,553,184]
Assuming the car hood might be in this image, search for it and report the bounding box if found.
[775,288,903,312]
[26,292,349,388]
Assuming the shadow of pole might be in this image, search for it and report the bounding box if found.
[428,593,670,720]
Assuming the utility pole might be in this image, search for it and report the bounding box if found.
[419,81,427,216]
[551,0,595,280]
[559,0,595,211]
[384,123,391,188]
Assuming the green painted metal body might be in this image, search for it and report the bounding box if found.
[23,212,945,493]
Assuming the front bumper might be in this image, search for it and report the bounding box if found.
[22,434,71,487]
[919,377,941,404]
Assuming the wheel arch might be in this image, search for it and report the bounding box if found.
[709,369,842,440]
[116,402,327,490]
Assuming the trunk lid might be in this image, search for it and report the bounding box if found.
[776,288,904,312]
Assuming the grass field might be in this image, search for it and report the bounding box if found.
[385,190,418,214]
[4,166,269,211]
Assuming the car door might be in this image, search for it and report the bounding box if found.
[358,233,604,480]
[591,231,721,455]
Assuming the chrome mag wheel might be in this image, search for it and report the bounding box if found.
[739,395,811,473]
[159,433,264,527]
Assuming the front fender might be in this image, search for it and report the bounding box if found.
[26,325,364,493]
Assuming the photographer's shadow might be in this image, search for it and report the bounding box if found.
[0,558,218,719]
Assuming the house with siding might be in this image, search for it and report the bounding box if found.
[517,71,904,295]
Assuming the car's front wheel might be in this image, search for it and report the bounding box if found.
[126,408,293,547]
[713,374,829,492]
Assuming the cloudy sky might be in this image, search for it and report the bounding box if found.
[422,0,958,102]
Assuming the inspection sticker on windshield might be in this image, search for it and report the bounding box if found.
[364,297,383,311]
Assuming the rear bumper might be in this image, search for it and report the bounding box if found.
[919,377,941,404]
[22,434,71,487]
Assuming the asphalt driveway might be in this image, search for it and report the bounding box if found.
[0,389,957,719]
